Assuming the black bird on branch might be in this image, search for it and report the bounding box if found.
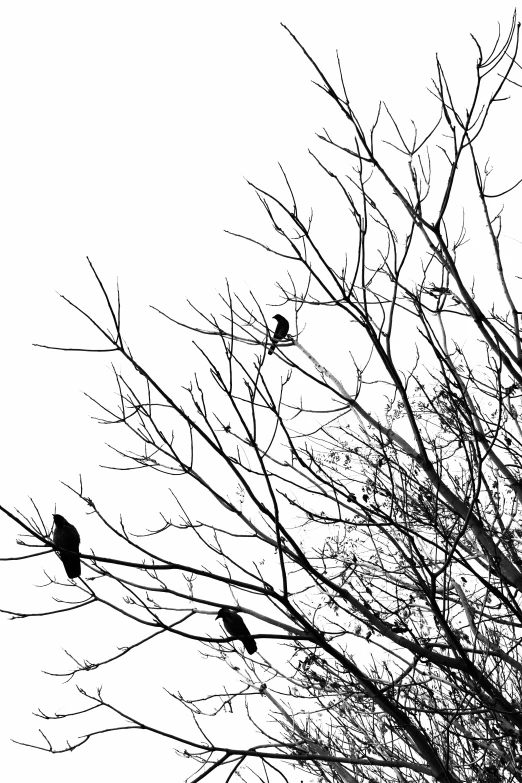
[216,607,257,654]
[52,514,81,579]
[268,314,290,355]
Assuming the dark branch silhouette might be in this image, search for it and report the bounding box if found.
[2,12,522,783]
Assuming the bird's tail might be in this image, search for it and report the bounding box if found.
[267,341,276,355]
[61,554,81,579]
[242,636,257,655]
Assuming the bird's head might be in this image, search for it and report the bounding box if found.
[273,315,285,323]
[216,607,236,621]
[53,514,67,527]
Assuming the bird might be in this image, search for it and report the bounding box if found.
[52,514,81,579]
[216,607,257,654]
[268,314,290,355]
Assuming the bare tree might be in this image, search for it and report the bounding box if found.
[3,12,522,783]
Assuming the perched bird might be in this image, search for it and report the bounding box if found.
[268,314,290,355]
[52,514,81,579]
[216,607,257,654]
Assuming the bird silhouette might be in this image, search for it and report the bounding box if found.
[216,607,257,654]
[268,314,290,355]
[52,514,81,579]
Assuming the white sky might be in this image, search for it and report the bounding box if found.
[0,1,520,781]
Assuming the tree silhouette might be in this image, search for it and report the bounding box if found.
[3,13,522,783]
